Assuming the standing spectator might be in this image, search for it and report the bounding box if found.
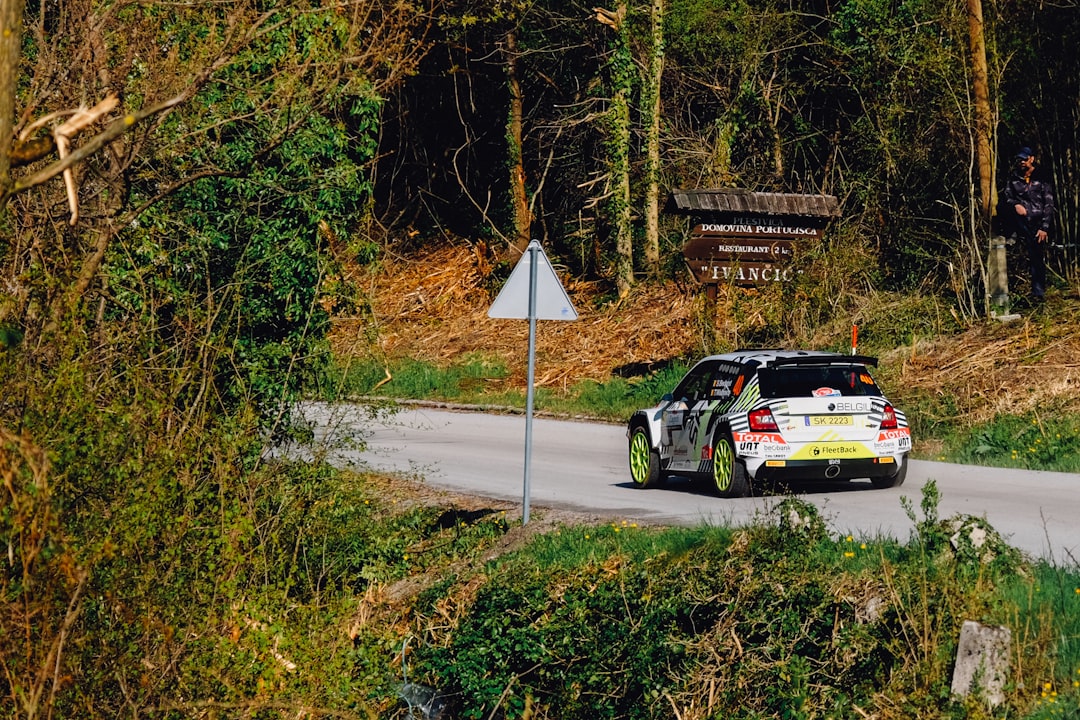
[1002,146,1055,302]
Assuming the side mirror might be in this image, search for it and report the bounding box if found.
[661,393,673,402]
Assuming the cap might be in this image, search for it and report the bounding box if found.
[1016,146,1033,160]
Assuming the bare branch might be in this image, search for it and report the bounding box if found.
[7,94,184,201]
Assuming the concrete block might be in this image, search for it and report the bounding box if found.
[951,620,1011,707]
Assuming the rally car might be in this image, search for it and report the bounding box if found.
[627,350,911,497]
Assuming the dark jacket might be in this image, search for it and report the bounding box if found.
[1003,171,1054,233]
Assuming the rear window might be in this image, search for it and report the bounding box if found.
[758,365,883,399]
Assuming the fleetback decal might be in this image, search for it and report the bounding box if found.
[790,442,876,460]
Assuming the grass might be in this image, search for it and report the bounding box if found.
[943,410,1080,473]
[322,355,689,420]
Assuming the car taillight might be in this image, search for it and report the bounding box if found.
[880,405,898,430]
[749,408,779,431]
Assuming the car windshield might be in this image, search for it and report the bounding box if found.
[758,364,883,399]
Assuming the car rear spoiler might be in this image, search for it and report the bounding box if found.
[764,354,879,368]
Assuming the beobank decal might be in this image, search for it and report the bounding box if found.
[733,432,786,444]
[877,428,911,442]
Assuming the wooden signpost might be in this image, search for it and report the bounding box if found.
[664,188,840,347]
[666,189,839,288]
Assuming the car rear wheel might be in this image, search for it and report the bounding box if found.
[871,455,908,489]
[629,426,663,488]
[712,433,749,498]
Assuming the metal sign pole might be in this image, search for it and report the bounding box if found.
[522,242,539,525]
[487,238,577,526]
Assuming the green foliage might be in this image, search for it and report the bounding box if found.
[1,2,424,715]
[948,412,1080,473]
[422,523,730,720]
[0,346,517,716]
[112,49,382,418]
[1001,563,1080,720]
[408,488,1075,720]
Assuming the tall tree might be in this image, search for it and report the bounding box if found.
[0,0,22,195]
[967,0,995,226]
[596,4,635,296]
[642,0,665,275]
[505,28,532,255]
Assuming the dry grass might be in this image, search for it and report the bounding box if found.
[887,317,1080,426]
[331,243,1080,428]
[331,242,706,387]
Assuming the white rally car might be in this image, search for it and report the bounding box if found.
[627,350,911,497]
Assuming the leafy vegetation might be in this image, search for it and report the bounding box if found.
[402,486,1080,720]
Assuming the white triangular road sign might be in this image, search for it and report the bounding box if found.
[488,240,579,320]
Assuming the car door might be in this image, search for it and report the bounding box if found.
[661,361,717,469]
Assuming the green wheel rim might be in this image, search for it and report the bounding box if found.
[629,430,651,485]
[714,438,734,492]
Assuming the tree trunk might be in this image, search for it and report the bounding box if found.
[967,0,997,313]
[642,0,664,275]
[606,4,634,297]
[504,30,531,256]
[613,80,633,296]
[0,0,25,201]
[967,0,994,225]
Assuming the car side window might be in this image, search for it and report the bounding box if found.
[708,362,741,400]
[672,362,716,402]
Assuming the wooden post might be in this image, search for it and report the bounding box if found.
[988,236,1009,308]
[703,283,718,354]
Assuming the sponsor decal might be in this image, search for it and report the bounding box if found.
[733,432,786,444]
[827,401,869,412]
[790,442,875,460]
[733,431,788,459]
[875,429,912,452]
[877,428,911,441]
[813,387,840,397]
[663,410,685,428]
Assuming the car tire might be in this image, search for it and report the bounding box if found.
[629,425,663,488]
[871,455,908,489]
[712,433,749,498]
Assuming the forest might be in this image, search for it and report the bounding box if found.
[0,0,1078,717]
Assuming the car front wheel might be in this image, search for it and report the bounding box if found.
[712,433,749,498]
[629,426,663,488]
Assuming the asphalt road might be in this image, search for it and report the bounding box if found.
[300,403,1080,563]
